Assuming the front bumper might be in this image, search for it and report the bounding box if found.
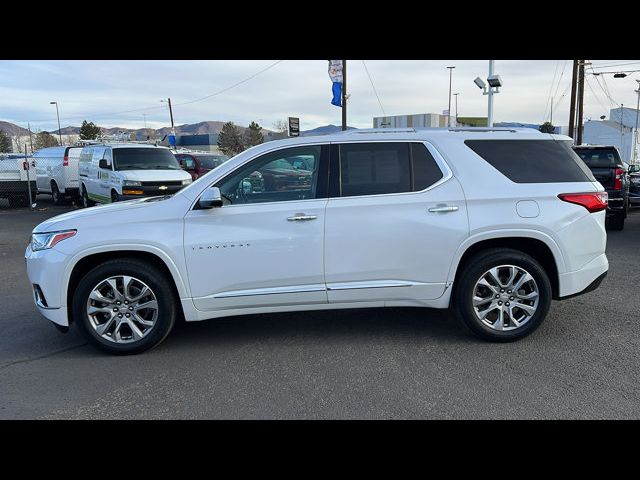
[25,244,70,327]
[557,253,609,299]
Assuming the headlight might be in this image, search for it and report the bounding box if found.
[182,178,192,185]
[123,180,141,187]
[31,230,77,251]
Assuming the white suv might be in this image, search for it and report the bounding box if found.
[25,128,609,354]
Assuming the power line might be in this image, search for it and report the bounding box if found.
[174,60,284,107]
[361,60,385,116]
[543,60,561,122]
[591,61,640,70]
[585,75,610,114]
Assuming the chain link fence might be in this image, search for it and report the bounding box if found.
[0,153,36,209]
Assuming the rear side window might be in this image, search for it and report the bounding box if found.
[338,142,443,197]
[465,139,596,183]
[573,148,621,168]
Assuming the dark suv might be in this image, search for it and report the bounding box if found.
[572,145,630,230]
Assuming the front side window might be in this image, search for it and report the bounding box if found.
[113,148,181,171]
[215,145,326,205]
[196,155,228,169]
[177,155,196,170]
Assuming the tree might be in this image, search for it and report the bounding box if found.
[272,119,288,133]
[0,130,12,153]
[79,120,102,140]
[34,131,59,150]
[217,122,245,156]
[129,132,137,141]
[244,121,264,148]
[539,121,555,134]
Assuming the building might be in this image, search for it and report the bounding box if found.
[373,113,454,129]
[582,107,640,163]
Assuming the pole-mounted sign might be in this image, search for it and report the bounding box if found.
[328,60,343,107]
[288,117,300,137]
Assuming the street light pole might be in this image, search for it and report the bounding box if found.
[447,66,455,127]
[50,101,62,146]
[487,61,495,127]
[453,93,459,126]
[634,80,640,163]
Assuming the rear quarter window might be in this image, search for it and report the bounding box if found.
[465,139,596,183]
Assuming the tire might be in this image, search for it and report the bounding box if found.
[607,212,625,231]
[111,190,119,203]
[452,248,552,342]
[72,259,177,355]
[81,185,95,208]
[51,182,64,205]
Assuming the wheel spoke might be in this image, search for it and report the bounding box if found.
[133,312,155,327]
[96,315,116,336]
[477,277,498,294]
[473,295,492,307]
[129,287,150,304]
[514,301,536,317]
[513,272,533,291]
[506,306,521,327]
[487,268,503,287]
[136,299,158,311]
[126,319,145,341]
[493,308,504,330]
[106,278,123,301]
[478,303,499,320]
[89,289,113,304]
[504,266,517,289]
[87,305,113,315]
[518,291,538,300]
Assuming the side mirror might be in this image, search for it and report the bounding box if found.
[99,159,110,169]
[629,164,639,173]
[198,186,223,209]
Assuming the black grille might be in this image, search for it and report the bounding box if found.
[141,181,183,187]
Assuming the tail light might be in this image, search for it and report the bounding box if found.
[558,192,608,213]
[613,168,624,190]
[63,155,69,167]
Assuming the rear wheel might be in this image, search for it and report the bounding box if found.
[51,182,64,205]
[452,248,552,342]
[81,185,94,208]
[72,259,177,355]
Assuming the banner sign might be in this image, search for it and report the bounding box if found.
[288,117,300,137]
[328,60,343,107]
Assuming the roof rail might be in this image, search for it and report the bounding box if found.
[339,127,417,134]
[447,127,519,133]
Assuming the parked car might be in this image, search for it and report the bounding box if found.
[26,128,609,354]
[78,143,192,207]
[175,151,229,181]
[33,146,83,204]
[628,163,640,206]
[572,144,629,230]
[0,153,36,207]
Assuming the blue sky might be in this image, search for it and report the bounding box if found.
[1,60,638,132]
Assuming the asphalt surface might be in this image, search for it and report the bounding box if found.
[1,196,639,419]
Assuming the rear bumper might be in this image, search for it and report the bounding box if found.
[0,180,36,198]
[605,191,626,213]
[557,253,609,299]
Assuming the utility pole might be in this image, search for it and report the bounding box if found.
[167,98,175,134]
[576,60,585,145]
[487,60,495,127]
[550,96,553,125]
[620,104,624,155]
[568,60,579,140]
[447,66,455,127]
[27,122,33,154]
[341,60,347,131]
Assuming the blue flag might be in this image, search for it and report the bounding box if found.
[328,60,344,108]
[331,82,342,107]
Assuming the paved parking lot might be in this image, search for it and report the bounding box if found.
[1,196,639,419]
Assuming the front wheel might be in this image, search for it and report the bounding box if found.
[72,259,177,354]
[51,183,64,205]
[81,186,94,208]
[452,248,552,342]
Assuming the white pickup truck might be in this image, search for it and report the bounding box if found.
[0,153,36,207]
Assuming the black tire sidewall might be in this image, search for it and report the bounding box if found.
[73,260,176,355]
[453,249,552,342]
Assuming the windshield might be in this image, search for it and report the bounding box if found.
[573,148,621,168]
[113,148,180,170]
[197,155,228,169]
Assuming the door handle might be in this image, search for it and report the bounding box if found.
[287,214,317,221]
[428,204,459,213]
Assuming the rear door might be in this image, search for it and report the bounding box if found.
[64,147,82,192]
[324,141,468,303]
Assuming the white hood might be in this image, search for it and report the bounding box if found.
[119,169,191,182]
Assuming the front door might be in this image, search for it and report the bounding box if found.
[324,141,469,303]
[183,144,330,312]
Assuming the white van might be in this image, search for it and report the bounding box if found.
[33,146,83,204]
[0,153,36,207]
[78,143,192,207]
